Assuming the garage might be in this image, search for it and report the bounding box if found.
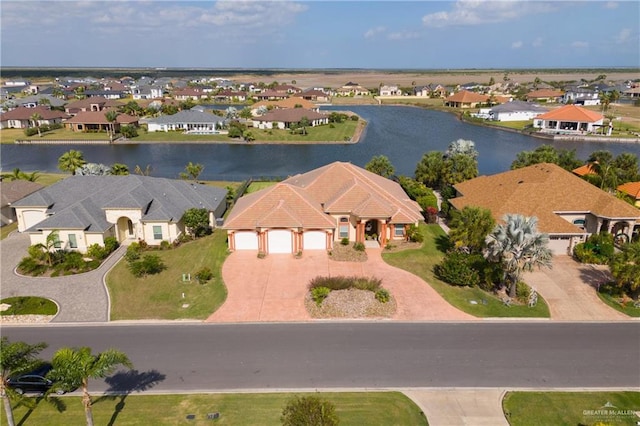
[233,231,258,250]
[267,230,292,253]
[548,236,571,255]
[303,231,326,250]
[19,210,45,232]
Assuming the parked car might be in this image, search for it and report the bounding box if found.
[6,363,66,395]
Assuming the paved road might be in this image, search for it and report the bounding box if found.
[4,322,639,392]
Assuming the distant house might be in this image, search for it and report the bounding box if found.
[84,90,125,99]
[64,110,138,132]
[485,100,549,122]
[145,110,225,133]
[252,108,329,130]
[414,84,448,98]
[379,85,402,96]
[212,90,247,102]
[65,96,122,115]
[444,90,489,108]
[533,105,604,134]
[0,106,69,129]
[1,180,44,227]
[525,89,564,103]
[12,175,228,252]
[132,85,164,100]
[7,94,66,109]
[562,88,600,106]
[250,98,318,116]
[172,88,208,101]
[334,82,370,96]
[451,163,640,254]
[617,182,640,208]
[294,89,330,102]
[251,90,290,101]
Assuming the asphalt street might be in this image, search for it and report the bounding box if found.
[4,322,639,393]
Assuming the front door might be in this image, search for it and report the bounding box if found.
[365,220,379,240]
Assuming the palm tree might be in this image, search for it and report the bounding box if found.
[3,168,26,181]
[58,149,86,175]
[448,206,496,253]
[110,163,129,175]
[484,214,553,298]
[104,110,119,143]
[48,347,132,426]
[609,241,640,295]
[35,230,61,266]
[0,337,48,426]
[30,112,43,137]
[179,162,204,182]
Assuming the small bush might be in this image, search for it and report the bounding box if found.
[375,289,390,303]
[308,275,381,292]
[27,245,46,261]
[17,257,47,276]
[87,244,107,260]
[434,251,480,287]
[340,237,349,246]
[353,242,365,252]
[311,286,331,306]
[195,267,213,283]
[573,232,615,265]
[128,254,166,277]
[160,240,171,250]
[406,224,424,243]
[257,251,266,259]
[516,281,531,302]
[125,243,142,262]
[281,395,339,426]
[61,251,85,271]
[104,236,119,253]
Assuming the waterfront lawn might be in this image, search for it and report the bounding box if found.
[382,224,550,318]
[246,181,278,193]
[503,391,640,426]
[0,128,25,144]
[19,128,112,141]
[106,230,228,320]
[1,392,428,426]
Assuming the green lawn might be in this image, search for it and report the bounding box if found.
[106,231,228,320]
[0,296,58,315]
[246,181,278,194]
[2,128,113,142]
[382,224,550,318]
[1,222,18,240]
[597,292,640,317]
[1,392,427,426]
[503,391,640,426]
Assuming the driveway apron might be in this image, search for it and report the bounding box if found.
[208,248,475,323]
[1,232,123,323]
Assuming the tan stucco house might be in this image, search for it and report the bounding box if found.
[223,162,423,254]
[12,176,227,252]
[451,163,640,254]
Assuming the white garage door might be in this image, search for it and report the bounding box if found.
[21,210,45,231]
[303,231,326,250]
[548,237,570,255]
[234,231,258,250]
[268,230,292,253]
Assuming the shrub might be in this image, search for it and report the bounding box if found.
[516,281,531,302]
[61,251,85,271]
[375,289,390,303]
[281,395,339,426]
[340,237,349,246]
[406,224,424,243]
[195,267,213,283]
[308,275,381,292]
[17,257,47,276]
[104,236,119,253]
[311,286,331,306]
[434,251,480,287]
[353,242,365,252]
[160,240,171,250]
[27,245,46,261]
[128,254,166,277]
[87,244,107,260]
[573,232,615,264]
[125,243,142,262]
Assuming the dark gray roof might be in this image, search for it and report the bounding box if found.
[146,110,224,125]
[490,100,549,113]
[13,176,227,232]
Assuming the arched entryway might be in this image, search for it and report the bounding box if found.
[116,217,135,242]
[365,219,378,240]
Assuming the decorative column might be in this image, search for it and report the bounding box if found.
[379,221,387,247]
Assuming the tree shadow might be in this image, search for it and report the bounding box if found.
[577,262,613,291]
[435,234,453,253]
[95,369,166,426]
[16,395,67,426]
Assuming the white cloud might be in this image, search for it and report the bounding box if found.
[615,28,632,43]
[364,26,386,39]
[532,37,543,48]
[511,41,523,49]
[604,2,618,9]
[388,31,420,41]
[571,41,589,48]
[422,0,556,27]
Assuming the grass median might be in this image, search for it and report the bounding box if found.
[1,391,428,426]
[106,230,228,320]
[382,224,550,318]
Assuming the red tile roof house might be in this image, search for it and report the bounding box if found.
[533,104,604,135]
[617,181,640,208]
[223,162,424,254]
[451,163,640,254]
[0,106,69,129]
[444,90,489,108]
[250,98,318,116]
[251,108,329,130]
[64,110,138,132]
[64,96,123,115]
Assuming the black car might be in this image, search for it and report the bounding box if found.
[6,364,66,395]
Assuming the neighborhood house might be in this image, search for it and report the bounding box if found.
[12,175,227,252]
[223,162,423,254]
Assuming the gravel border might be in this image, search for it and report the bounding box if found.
[305,288,396,319]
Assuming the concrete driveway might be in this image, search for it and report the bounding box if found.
[207,248,476,323]
[524,255,629,321]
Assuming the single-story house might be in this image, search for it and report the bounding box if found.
[294,89,330,102]
[8,94,66,109]
[379,85,402,96]
[1,180,44,226]
[617,182,640,208]
[84,90,125,99]
[0,106,69,129]
[334,82,370,96]
[212,90,248,102]
[414,84,448,97]
[532,105,604,134]
[252,108,329,130]
[64,110,139,132]
[251,90,290,101]
[250,98,318,116]
[65,96,123,115]
[484,100,549,122]
[525,89,564,103]
[172,88,208,101]
[223,162,423,254]
[450,163,640,254]
[145,110,225,133]
[12,175,228,252]
[444,90,489,108]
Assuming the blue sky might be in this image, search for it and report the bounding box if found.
[1,0,638,69]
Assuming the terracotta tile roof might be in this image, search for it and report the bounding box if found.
[64,111,138,125]
[65,96,122,111]
[535,105,603,122]
[572,164,597,177]
[0,106,68,121]
[525,89,564,99]
[451,163,640,234]
[618,181,640,200]
[252,98,316,110]
[445,90,489,103]
[224,162,423,230]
